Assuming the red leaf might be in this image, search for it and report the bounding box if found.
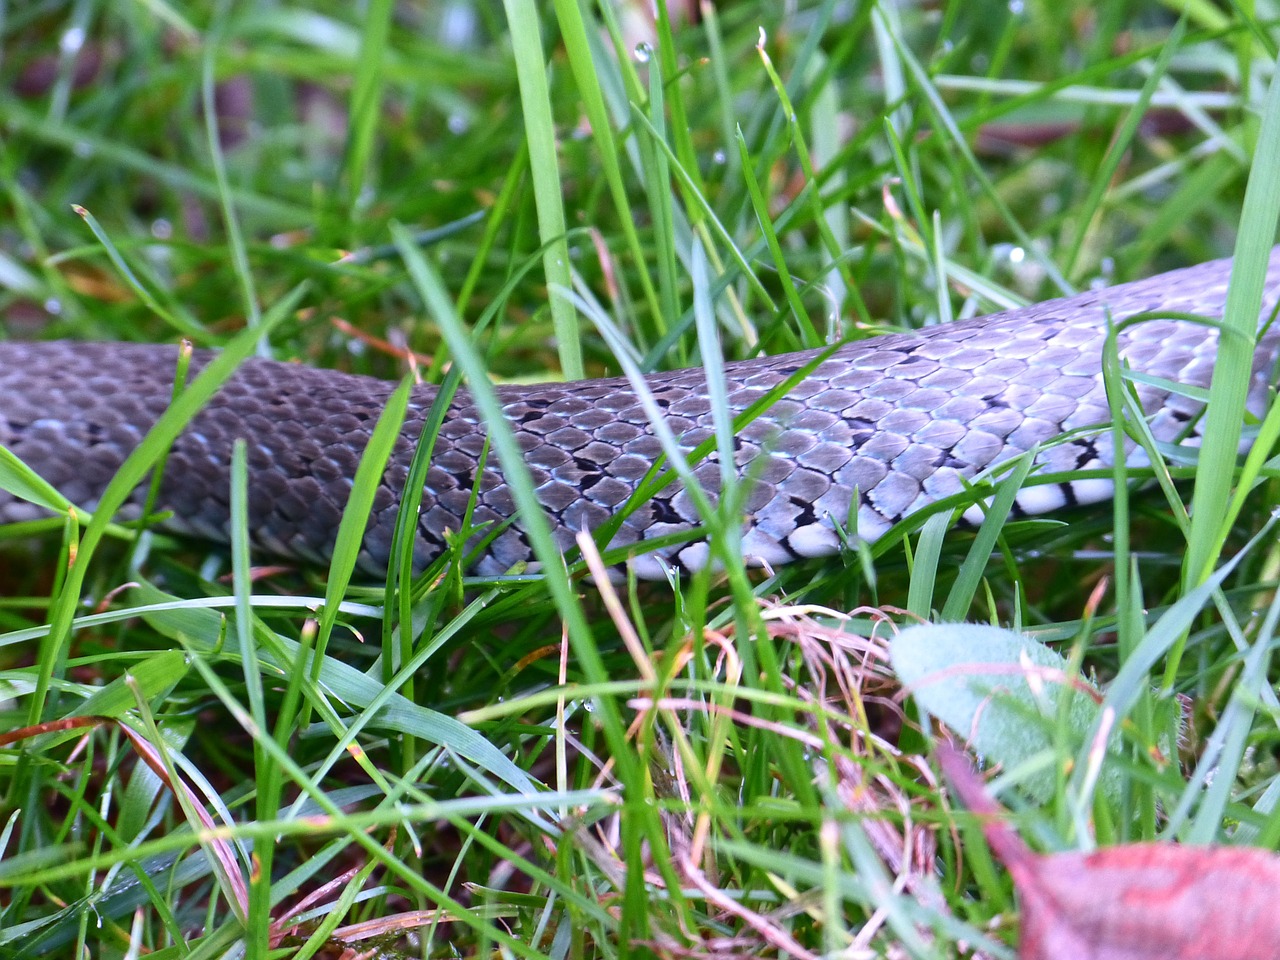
[939,744,1280,960]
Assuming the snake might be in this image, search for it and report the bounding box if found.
[1,250,1278,580]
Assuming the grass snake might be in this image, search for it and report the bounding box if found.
[1,250,1278,579]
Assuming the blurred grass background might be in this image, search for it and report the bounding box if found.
[0,1,1277,957]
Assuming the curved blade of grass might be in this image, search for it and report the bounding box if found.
[309,375,412,690]
[640,41,682,346]
[392,223,698,932]
[71,204,202,337]
[551,0,662,333]
[652,0,701,198]
[906,511,951,619]
[735,128,820,343]
[128,579,545,801]
[26,284,303,730]
[391,222,633,742]
[0,447,76,515]
[1184,60,1280,590]
[500,0,582,379]
[201,28,261,336]
[940,450,1036,622]
[629,106,776,311]
[226,439,277,948]
[341,0,393,217]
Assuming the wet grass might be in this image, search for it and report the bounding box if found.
[0,2,1278,957]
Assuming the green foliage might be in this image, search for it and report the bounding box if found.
[0,1,1277,957]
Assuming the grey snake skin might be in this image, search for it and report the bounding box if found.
[1,250,1279,579]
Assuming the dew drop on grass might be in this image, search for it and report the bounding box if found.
[439,1,478,48]
[60,26,85,53]
[634,43,651,63]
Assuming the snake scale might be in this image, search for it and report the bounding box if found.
[1,250,1278,579]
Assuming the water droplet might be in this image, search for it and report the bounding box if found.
[1089,257,1116,290]
[439,1,478,48]
[1008,246,1026,265]
[44,298,62,316]
[1008,0,1025,12]
[634,43,651,63]
[60,26,85,53]
[447,112,469,135]
[150,218,172,240]
[712,149,726,164]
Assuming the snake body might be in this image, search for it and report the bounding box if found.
[1,251,1278,578]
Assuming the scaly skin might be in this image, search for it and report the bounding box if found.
[1,250,1278,578]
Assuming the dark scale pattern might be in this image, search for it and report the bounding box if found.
[2,251,1279,578]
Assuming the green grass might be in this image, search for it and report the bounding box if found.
[1,2,1279,957]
